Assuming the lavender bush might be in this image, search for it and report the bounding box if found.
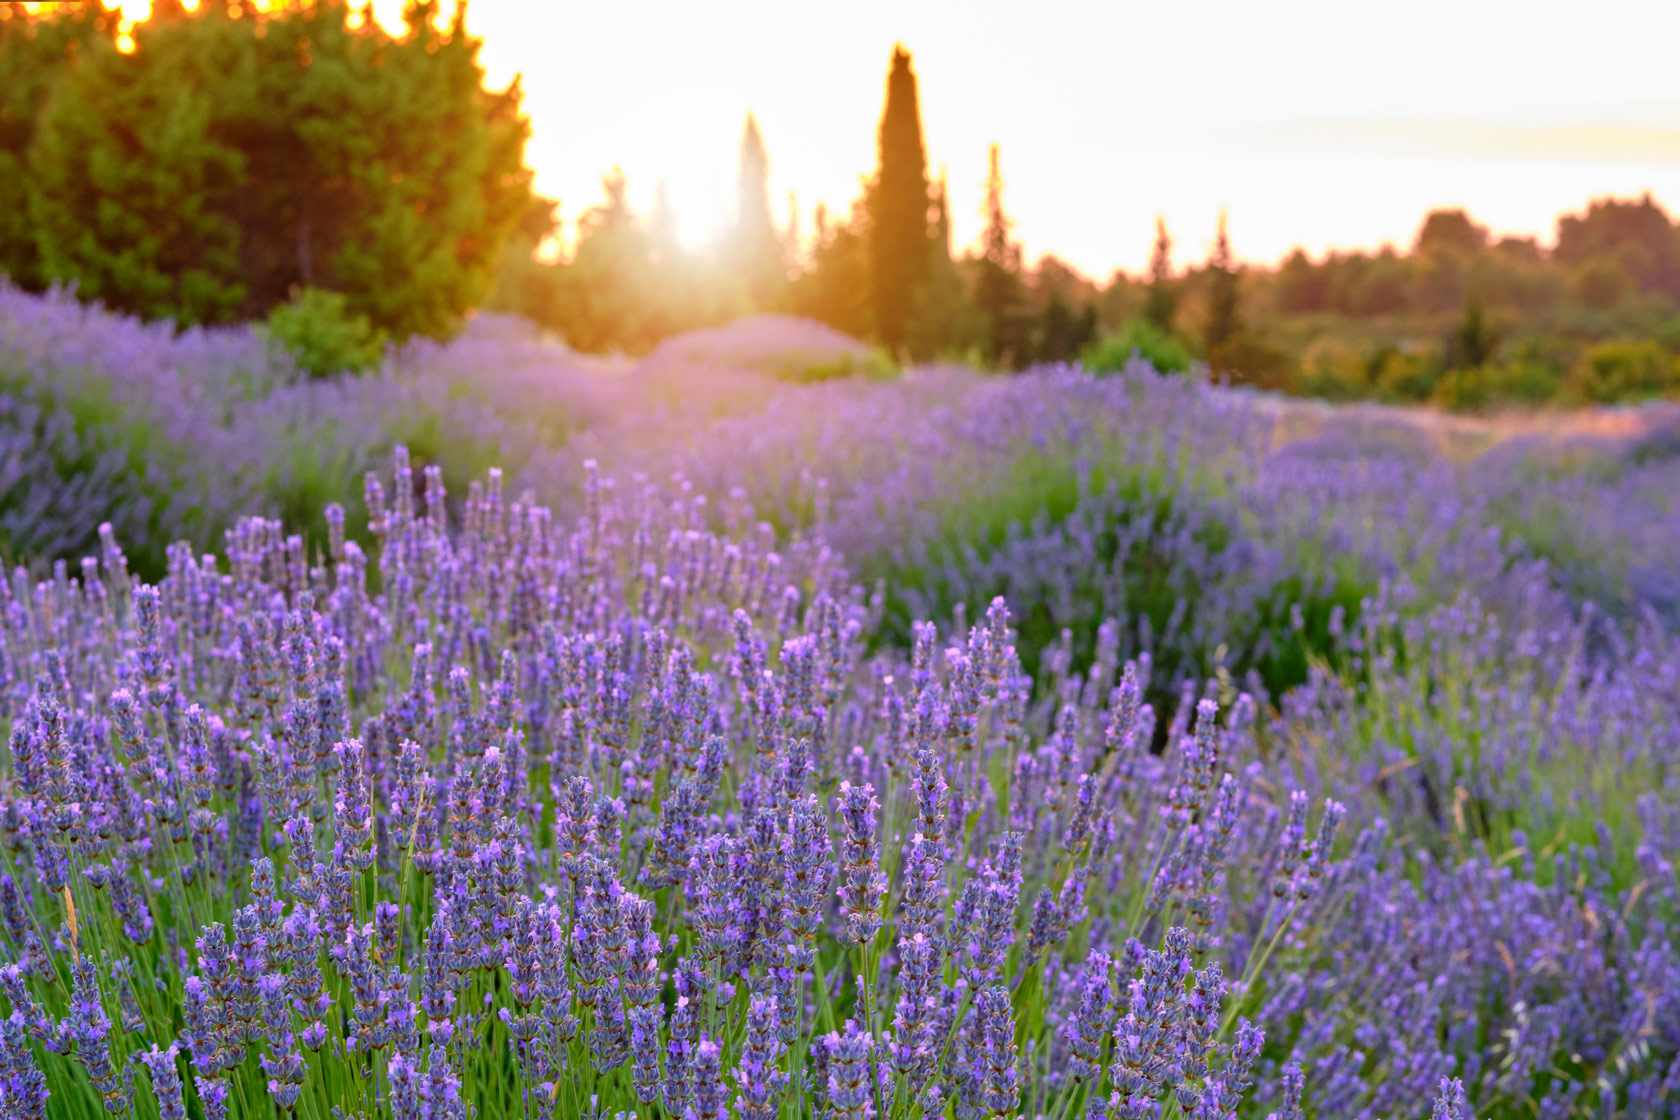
[0,443,1671,1120]
[2,287,1680,1117]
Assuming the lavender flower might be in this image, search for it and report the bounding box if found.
[836,781,886,946]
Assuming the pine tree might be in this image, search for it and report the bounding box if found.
[1143,215,1176,332]
[25,0,531,337]
[0,1,118,290]
[1203,210,1241,355]
[729,112,784,306]
[868,44,932,353]
[975,143,1027,367]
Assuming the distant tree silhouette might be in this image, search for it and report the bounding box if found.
[868,45,932,353]
[794,199,874,340]
[1203,210,1240,355]
[1274,248,1329,314]
[1556,193,1680,299]
[649,177,679,255]
[975,144,1029,367]
[1451,296,1495,369]
[905,170,983,361]
[782,189,801,269]
[729,113,784,306]
[1036,290,1097,364]
[1415,208,1489,256]
[1143,216,1177,332]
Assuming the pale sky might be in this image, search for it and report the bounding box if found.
[116,0,1680,277]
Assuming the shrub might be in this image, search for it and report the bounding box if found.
[1656,313,1680,354]
[1431,361,1563,412]
[1373,347,1440,402]
[1292,336,1370,401]
[264,287,387,379]
[1566,339,1680,403]
[1081,318,1193,374]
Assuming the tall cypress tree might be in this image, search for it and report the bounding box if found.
[868,44,931,352]
[1143,215,1176,332]
[1203,210,1241,355]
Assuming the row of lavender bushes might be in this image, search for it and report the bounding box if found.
[0,282,1678,1116]
[13,279,1677,729]
[0,444,1673,1120]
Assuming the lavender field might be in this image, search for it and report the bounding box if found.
[2,281,1680,1120]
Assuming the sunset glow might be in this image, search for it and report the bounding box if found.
[39,0,1680,275]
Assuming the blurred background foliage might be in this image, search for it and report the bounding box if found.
[3,0,1680,405]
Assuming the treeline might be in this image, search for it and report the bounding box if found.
[1240,197,1680,407]
[493,36,1680,410]
[0,0,530,371]
[6,4,1679,407]
[490,47,1105,369]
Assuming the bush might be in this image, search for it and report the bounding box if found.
[1374,347,1441,402]
[265,287,387,379]
[1655,313,1680,354]
[1431,361,1563,412]
[1566,339,1680,403]
[1292,336,1370,401]
[1080,318,1193,374]
[1206,334,1291,389]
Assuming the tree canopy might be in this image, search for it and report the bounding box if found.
[7,0,531,340]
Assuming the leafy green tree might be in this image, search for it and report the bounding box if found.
[0,1,118,290]
[868,45,932,353]
[1143,215,1176,332]
[28,9,248,322]
[1203,210,1240,355]
[26,0,530,339]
